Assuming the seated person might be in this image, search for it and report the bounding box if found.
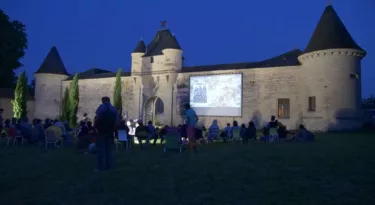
[159,125,168,144]
[208,120,220,141]
[76,121,90,150]
[20,117,32,143]
[46,122,63,141]
[285,124,314,142]
[246,121,257,141]
[295,125,314,141]
[260,127,270,141]
[231,121,241,139]
[1,119,11,138]
[135,120,150,149]
[267,115,278,128]
[222,123,231,139]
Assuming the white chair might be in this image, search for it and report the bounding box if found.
[45,130,59,149]
[116,130,130,150]
[13,135,25,146]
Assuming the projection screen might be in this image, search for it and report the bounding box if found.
[189,73,242,116]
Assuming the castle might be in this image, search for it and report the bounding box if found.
[33,5,366,131]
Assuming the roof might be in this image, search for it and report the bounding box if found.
[132,40,146,53]
[143,29,182,57]
[35,46,69,75]
[304,5,365,54]
[182,49,302,73]
[66,68,131,80]
[64,49,301,79]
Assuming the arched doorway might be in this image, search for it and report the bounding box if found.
[144,97,164,126]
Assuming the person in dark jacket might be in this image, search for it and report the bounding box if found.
[246,121,257,142]
[135,120,150,149]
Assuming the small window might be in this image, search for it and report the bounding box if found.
[150,57,154,63]
[277,99,290,118]
[308,96,316,112]
[350,74,359,79]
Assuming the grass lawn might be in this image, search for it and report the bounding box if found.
[1,132,375,205]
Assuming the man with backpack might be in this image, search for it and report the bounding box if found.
[94,96,118,171]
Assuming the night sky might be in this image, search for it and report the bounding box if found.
[2,0,375,97]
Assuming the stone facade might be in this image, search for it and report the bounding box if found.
[32,5,367,131]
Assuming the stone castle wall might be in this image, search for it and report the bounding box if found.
[34,49,364,131]
[176,66,301,130]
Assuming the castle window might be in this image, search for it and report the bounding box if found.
[277,98,290,118]
[308,96,316,112]
[150,57,154,63]
[350,74,359,79]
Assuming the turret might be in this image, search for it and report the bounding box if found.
[162,34,183,71]
[131,40,146,74]
[298,4,366,131]
[142,28,183,73]
[34,46,69,120]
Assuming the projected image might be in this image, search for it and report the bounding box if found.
[192,85,207,103]
[189,74,242,116]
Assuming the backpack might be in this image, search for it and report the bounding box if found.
[95,104,117,134]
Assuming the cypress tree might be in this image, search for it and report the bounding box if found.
[113,68,123,119]
[69,74,79,127]
[60,87,71,122]
[11,71,28,119]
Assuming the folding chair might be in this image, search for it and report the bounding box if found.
[45,130,59,149]
[228,127,241,142]
[267,127,280,143]
[116,130,130,150]
[164,134,182,153]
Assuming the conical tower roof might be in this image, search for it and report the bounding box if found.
[132,40,146,53]
[143,29,182,57]
[304,5,365,54]
[35,46,69,75]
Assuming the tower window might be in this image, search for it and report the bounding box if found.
[277,98,290,118]
[150,57,154,63]
[350,74,359,79]
[308,96,316,112]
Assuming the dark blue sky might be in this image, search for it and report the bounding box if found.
[2,0,375,97]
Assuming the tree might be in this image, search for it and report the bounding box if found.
[60,87,71,122]
[113,68,123,119]
[69,74,79,127]
[11,71,28,119]
[0,9,28,88]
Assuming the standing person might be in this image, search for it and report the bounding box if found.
[184,103,198,152]
[0,108,4,134]
[94,96,118,172]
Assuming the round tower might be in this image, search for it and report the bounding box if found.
[34,46,69,120]
[163,33,183,72]
[131,40,146,74]
[298,5,366,131]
